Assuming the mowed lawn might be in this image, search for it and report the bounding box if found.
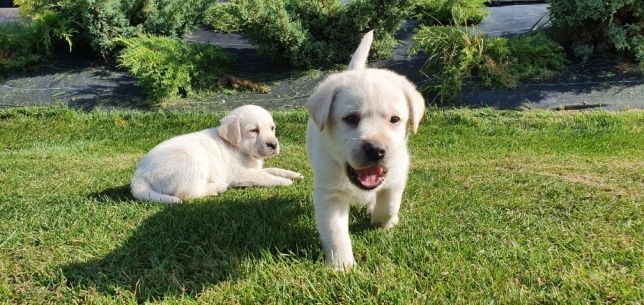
[0,107,642,304]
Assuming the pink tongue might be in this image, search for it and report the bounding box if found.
[357,166,384,187]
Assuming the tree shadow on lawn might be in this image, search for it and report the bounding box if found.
[63,184,322,301]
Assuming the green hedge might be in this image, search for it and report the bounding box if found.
[116,35,234,103]
[0,11,75,75]
[546,0,643,67]
[412,0,489,26]
[412,26,567,103]
[205,0,411,68]
[15,0,209,58]
[11,0,237,103]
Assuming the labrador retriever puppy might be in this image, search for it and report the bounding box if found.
[131,105,302,203]
[306,31,425,269]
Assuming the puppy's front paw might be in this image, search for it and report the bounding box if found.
[274,177,293,186]
[263,168,303,180]
[328,256,356,271]
[280,169,303,179]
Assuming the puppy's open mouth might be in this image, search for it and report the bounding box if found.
[346,163,387,190]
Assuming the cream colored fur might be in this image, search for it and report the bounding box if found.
[306,31,425,269]
[131,105,302,203]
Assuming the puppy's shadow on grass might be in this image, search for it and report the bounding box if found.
[90,184,132,202]
[63,188,319,301]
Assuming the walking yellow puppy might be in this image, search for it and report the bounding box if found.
[306,31,425,269]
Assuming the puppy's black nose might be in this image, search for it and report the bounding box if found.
[266,142,278,150]
[362,142,386,161]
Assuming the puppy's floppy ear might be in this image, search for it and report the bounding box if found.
[402,80,426,133]
[306,75,340,131]
[218,115,241,146]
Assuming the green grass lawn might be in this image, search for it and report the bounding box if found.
[0,107,642,304]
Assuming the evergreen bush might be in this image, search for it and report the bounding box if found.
[0,10,75,75]
[411,26,484,103]
[412,0,489,26]
[412,26,567,103]
[14,0,209,58]
[546,0,643,68]
[116,35,234,103]
[205,0,411,68]
[481,33,568,88]
[10,0,237,103]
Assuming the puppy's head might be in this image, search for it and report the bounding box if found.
[306,31,425,190]
[307,70,425,190]
[218,105,280,159]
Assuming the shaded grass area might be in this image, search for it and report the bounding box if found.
[0,107,642,303]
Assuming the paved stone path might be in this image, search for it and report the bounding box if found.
[0,7,18,22]
[479,3,550,37]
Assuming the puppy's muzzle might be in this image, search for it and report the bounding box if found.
[362,141,386,161]
[263,139,280,156]
[266,141,278,150]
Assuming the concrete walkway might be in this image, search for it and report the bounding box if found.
[0,7,18,23]
[1,4,642,111]
[479,4,550,37]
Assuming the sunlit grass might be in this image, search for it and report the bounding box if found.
[0,107,642,304]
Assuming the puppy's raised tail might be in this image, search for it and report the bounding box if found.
[131,173,181,204]
[347,30,374,70]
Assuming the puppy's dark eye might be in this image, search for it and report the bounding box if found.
[343,114,360,126]
[250,128,259,134]
[390,115,401,124]
[271,126,275,131]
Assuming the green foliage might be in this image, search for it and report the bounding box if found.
[0,11,75,75]
[412,26,567,104]
[480,33,568,88]
[205,0,412,68]
[412,0,489,26]
[15,0,209,58]
[65,0,140,58]
[13,0,52,16]
[0,23,43,74]
[138,0,208,38]
[203,1,243,34]
[116,35,234,103]
[11,0,225,101]
[546,0,644,68]
[411,26,482,103]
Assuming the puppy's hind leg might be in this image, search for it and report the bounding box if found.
[204,182,228,197]
[131,173,182,204]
